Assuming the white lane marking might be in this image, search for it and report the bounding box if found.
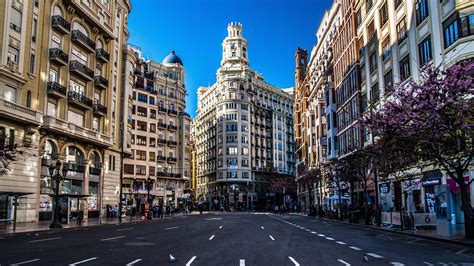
[311,231,317,234]
[28,237,62,243]
[209,235,215,240]
[288,256,300,266]
[11,258,40,265]
[305,229,311,232]
[337,259,351,265]
[367,253,384,258]
[69,257,97,265]
[390,263,405,266]
[326,237,335,240]
[423,262,434,266]
[219,225,223,229]
[186,256,197,266]
[205,218,222,220]
[101,235,125,241]
[165,226,178,230]
[240,259,245,266]
[317,234,325,237]
[336,241,346,245]
[261,226,265,229]
[456,247,469,254]
[349,246,362,251]
[116,227,134,231]
[126,259,142,265]
[300,227,306,229]
[269,235,275,241]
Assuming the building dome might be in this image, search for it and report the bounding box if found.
[162,51,183,66]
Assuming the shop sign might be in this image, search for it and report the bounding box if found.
[447,176,470,192]
[403,178,421,192]
[380,183,390,193]
[414,213,437,226]
[422,169,443,180]
[422,179,441,187]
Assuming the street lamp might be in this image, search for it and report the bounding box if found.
[145,177,154,220]
[49,160,67,229]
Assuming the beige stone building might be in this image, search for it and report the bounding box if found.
[122,46,191,209]
[0,0,131,224]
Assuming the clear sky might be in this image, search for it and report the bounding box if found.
[128,0,333,117]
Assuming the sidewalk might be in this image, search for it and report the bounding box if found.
[306,215,474,247]
[0,212,198,236]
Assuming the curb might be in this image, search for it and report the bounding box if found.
[314,217,474,247]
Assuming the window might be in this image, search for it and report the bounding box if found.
[384,70,393,94]
[397,18,407,44]
[241,114,248,121]
[227,147,238,155]
[367,20,375,40]
[241,103,248,110]
[369,52,377,72]
[379,2,388,27]
[7,47,19,64]
[371,83,380,104]
[29,54,35,74]
[149,97,155,105]
[399,55,411,82]
[93,117,100,132]
[241,160,249,167]
[361,92,368,113]
[443,13,474,49]
[395,0,403,9]
[68,110,84,127]
[366,0,373,13]
[32,18,38,42]
[418,35,432,66]
[49,69,58,82]
[10,7,22,33]
[136,150,146,161]
[241,125,248,132]
[416,0,429,26]
[70,80,85,95]
[47,101,57,117]
[382,37,391,61]
[241,136,249,143]
[26,91,32,108]
[137,93,147,103]
[4,86,16,102]
[242,147,249,155]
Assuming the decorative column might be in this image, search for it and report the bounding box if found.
[99,162,106,220]
[82,159,90,225]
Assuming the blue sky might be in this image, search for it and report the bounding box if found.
[128,0,333,117]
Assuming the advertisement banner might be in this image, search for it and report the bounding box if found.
[447,176,470,192]
[381,212,391,224]
[414,213,437,227]
[391,212,401,225]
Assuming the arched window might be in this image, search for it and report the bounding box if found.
[90,151,100,168]
[72,22,88,36]
[66,146,84,165]
[52,5,62,16]
[96,40,103,49]
[43,140,57,159]
[26,90,31,108]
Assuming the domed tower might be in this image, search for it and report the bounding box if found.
[221,22,249,66]
[162,51,185,83]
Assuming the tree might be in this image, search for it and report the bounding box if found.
[300,168,322,210]
[270,174,296,207]
[322,161,350,220]
[363,60,474,237]
[0,131,37,175]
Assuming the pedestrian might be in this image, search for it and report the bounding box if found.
[274,205,278,214]
[199,204,203,215]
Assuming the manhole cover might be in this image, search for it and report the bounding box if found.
[125,242,156,246]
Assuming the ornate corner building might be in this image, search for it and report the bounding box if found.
[0,0,132,223]
[193,23,295,211]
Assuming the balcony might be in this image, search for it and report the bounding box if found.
[49,48,68,66]
[167,140,177,146]
[157,122,167,129]
[156,171,166,177]
[51,15,70,34]
[68,91,93,109]
[71,30,96,53]
[157,155,166,161]
[145,71,155,80]
[157,138,167,145]
[64,162,85,173]
[95,48,110,63]
[168,124,178,131]
[69,60,94,81]
[167,157,177,163]
[168,109,178,116]
[0,99,42,125]
[42,116,112,147]
[158,106,167,113]
[179,111,191,118]
[94,75,108,90]
[47,81,67,98]
[93,103,107,116]
[89,167,101,175]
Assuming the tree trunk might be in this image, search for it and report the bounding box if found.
[457,170,473,239]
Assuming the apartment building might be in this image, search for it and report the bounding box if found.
[0,0,131,223]
[122,46,191,209]
[194,23,295,211]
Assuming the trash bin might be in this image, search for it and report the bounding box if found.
[351,210,360,223]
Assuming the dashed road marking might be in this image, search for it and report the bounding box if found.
[336,241,346,245]
[288,256,300,266]
[126,259,142,265]
[269,235,275,241]
[326,237,335,240]
[422,262,434,266]
[69,257,97,265]
[261,226,265,229]
[116,227,134,231]
[28,237,62,243]
[101,236,125,241]
[337,259,351,265]
[456,248,470,254]
[311,231,317,234]
[240,259,245,266]
[209,235,215,240]
[390,262,405,266]
[367,253,384,259]
[11,258,40,265]
[318,234,325,237]
[165,226,178,230]
[349,246,362,251]
[186,256,197,266]
[219,225,223,229]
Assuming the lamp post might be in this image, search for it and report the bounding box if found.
[49,160,67,229]
[145,177,154,220]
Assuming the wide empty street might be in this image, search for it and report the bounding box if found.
[0,213,473,265]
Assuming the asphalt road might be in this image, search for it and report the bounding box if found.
[0,212,473,266]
